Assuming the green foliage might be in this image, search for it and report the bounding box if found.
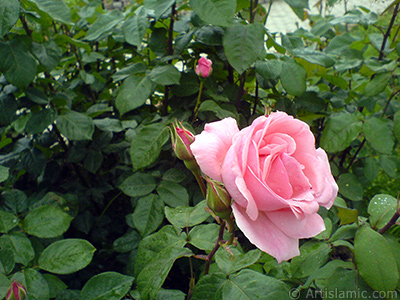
[0,0,400,298]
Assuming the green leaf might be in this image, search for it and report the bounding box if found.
[157,181,189,207]
[123,12,148,46]
[0,94,18,125]
[216,248,261,275]
[363,117,394,155]
[171,71,199,96]
[188,223,219,251]
[113,230,141,253]
[38,239,96,274]
[0,0,20,38]
[156,289,186,300]
[223,23,265,74]
[132,194,164,237]
[56,110,95,141]
[337,173,364,201]
[144,0,175,20]
[83,149,103,174]
[0,39,37,88]
[337,207,358,225]
[279,58,306,96]
[0,210,18,233]
[255,59,282,80]
[43,274,67,299]
[119,173,157,197]
[29,0,72,24]
[93,118,124,132]
[31,41,63,71]
[164,200,209,228]
[84,10,124,41]
[394,110,400,142]
[355,226,398,292]
[79,272,134,300]
[129,123,169,171]
[190,272,225,300]
[379,155,400,178]
[290,241,331,278]
[116,75,154,115]
[0,165,9,183]
[198,100,237,119]
[0,273,10,299]
[149,65,181,85]
[112,63,147,82]
[320,112,362,153]
[291,48,335,67]
[2,189,28,214]
[364,72,391,96]
[284,0,309,20]
[23,205,73,238]
[25,108,55,135]
[189,0,236,27]
[135,226,192,300]
[0,249,15,275]
[0,232,34,266]
[24,268,50,300]
[368,194,397,230]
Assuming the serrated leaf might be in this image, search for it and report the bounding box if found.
[280,58,306,96]
[119,173,156,197]
[223,23,265,74]
[364,72,391,96]
[38,239,96,274]
[355,226,398,292]
[188,223,219,251]
[165,200,209,228]
[0,0,20,38]
[116,75,154,115]
[79,272,134,300]
[189,0,236,27]
[337,173,364,201]
[0,232,34,266]
[157,181,189,207]
[56,110,94,141]
[320,112,362,153]
[363,117,394,155]
[129,123,169,171]
[216,248,261,275]
[132,194,164,237]
[255,59,282,80]
[149,65,181,85]
[84,10,124,41]
[0,39,37,88]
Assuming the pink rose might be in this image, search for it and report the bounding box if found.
[195,57,213,78]
[190,112,338,262]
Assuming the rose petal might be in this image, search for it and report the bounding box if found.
[267,208,325,239]
[232,203,300,263]
[264,155,293,199]
[191,117,239,181]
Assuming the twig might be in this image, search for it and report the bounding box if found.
[378,3,399,60]
[203,220,226,275]
[378,211,400,234]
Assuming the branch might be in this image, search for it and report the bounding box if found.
[378,3,399,60]
[378,211,400,234]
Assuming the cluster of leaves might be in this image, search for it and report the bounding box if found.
[0,0,400,299]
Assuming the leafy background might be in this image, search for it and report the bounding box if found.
[0,0,400,299]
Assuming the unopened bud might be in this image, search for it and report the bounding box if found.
[170,121,195,161]
[195,57,213,78]
[6,281,27,300]
[206,178,232,219]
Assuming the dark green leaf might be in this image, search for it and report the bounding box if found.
[394,110,400,142]
[157,181,189,207]
[0,39,37,88]
[223,23,265,74]
[24,268,50,300]
[83,149,103,174]
[79,272,134,300]
[116,75,154,115]
[38,239,96,274]
[198,100,237,119]
[149,65,181,85]
[164,200,209,228]
[215,248,261,275]
[368,194,397,230]
[363,117,394,154]
[189,0,236,27]
[123,11,148,46]
[0,249,15,275]
[112,63,147,82]
[84,10,124,41]
[0,166,9,183]
[113,230,141,253]
[132,194,164,237]
[0,232,34,266]
[0,210,19,233]
[364,72,391,96]
[284,0,309,20]
[31,41,63,71]
[280,58,306,96]
[188,223,219,251]
[291,48,335,67]
[119,172,156,197]
[337,173,364,201]
[355,226,398,292]
[42,274,67,299]
[25,108,55,135]
[0,94,17,125]
[56,110,95,141]
[29,0,72,24]
[255,59,282,80]
[0,0,20,38]
[191,272,225,300]
[144,0,175,20]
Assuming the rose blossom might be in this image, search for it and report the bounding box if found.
[195,57,213,78]
[190,112,338,262]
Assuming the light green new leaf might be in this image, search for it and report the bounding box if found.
[119,172,156,197]
[165,200,209,228]
[189,0,236,27]
[29,0,72,25]
[84,10,124,41]
[223,23,265,74]
[0,233,34,266]
[368,194,397,229]
[320,112,362,153]
[79,272,134,300]
[23,205,73,238]
[280,58,306,96]
[149,65,181,86]
[129,123,169,171]
[56,110,94,141]
[355,226,398,292]
[116,75,154,115]
[0,39,37,88]
[132,194,164,237]
[363,117,394,155]
[0,0,20,37]
[39,239,96,275]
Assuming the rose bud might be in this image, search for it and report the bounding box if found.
[195,57,213,78]
[206,177,232,220]
[6,281,27,300]
[170,121,195,162]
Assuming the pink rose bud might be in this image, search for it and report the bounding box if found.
[170,121,195,162]
[195,57,213,78]
[206,177,232,219]
[6,281,27,300]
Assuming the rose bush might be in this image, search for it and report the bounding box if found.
[190,112,338,262]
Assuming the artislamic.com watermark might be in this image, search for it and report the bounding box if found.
[289,287,398,299]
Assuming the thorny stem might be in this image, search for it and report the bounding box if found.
[379,3,399,60]
[203,220,226,275]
